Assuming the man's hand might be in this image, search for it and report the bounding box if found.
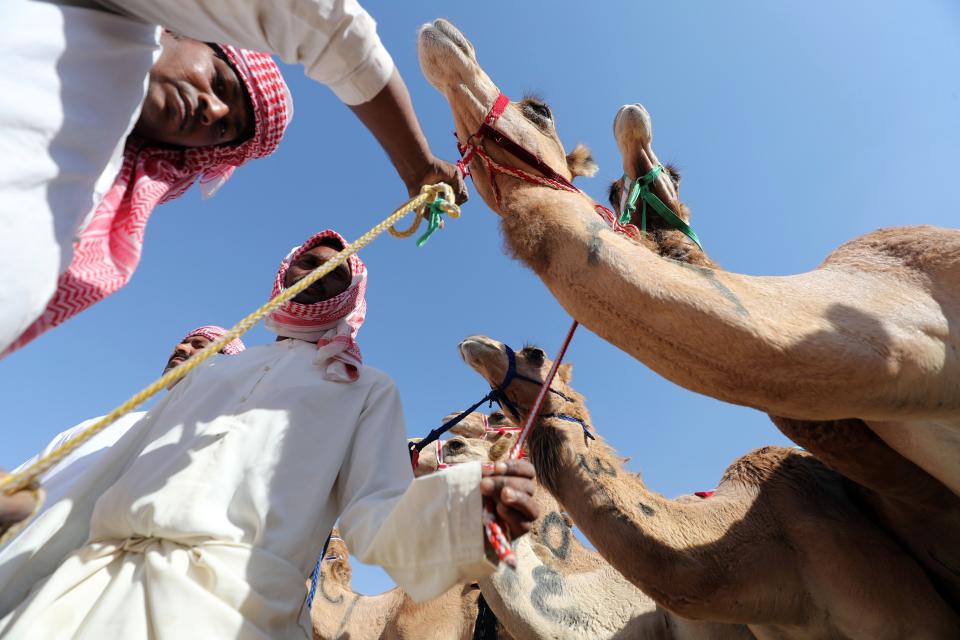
[403,155,469,205]
[0,471,37,532]
[349,69,469,208]
[480,460,539,540]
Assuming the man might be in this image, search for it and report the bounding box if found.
[0,326,246,616]
[1,0,466,355]
[0,230,537,639]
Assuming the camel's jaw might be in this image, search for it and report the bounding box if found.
[612,102,682,211]
[409,438,440,477]
[613,103,658,182]
[458,335,509,386]
[614,104,653,153]
[418,19,499,134]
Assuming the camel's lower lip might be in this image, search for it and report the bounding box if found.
[419,19,472,60]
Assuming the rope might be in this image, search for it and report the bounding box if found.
[0,183,459,497]
[508,321,580,460]
[388,193,460,246]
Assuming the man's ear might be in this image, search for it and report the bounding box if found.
[566,144,598,178]
[558,363,573,383]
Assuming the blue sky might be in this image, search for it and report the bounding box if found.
[2,1,958,596]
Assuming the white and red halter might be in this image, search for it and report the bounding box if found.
[264,230,367,383]
[4,45,293,357]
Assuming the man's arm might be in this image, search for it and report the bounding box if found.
[349,68,468,202]
[333,377,535,602]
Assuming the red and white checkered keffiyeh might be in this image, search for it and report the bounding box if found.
[182,325,246,355]
[264,230,367,383]
[2,45,292,357]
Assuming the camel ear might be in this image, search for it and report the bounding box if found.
[557,363,573,383]
[489,432,515,461]
[566,144,598,178]
[450,415,486,439]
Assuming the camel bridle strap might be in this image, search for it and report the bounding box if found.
[408,345,569,467]
[620,165,704,251]
[455,93,640,239]
[507,321,580,460]
[540,412,595,441]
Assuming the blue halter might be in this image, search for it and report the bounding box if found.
[409,345,582,462]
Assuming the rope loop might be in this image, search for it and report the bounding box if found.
[388,183,460,246]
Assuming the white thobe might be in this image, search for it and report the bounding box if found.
[0,0,394,352]
[0,340,491,639]
[0,411,149,617]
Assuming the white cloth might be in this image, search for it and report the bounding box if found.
[0,0,394,353]
[0,411,150,618]
[0,0,161,352]
[0,341,491,639]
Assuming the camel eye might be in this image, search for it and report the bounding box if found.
[446,439,466,453]
[523,347,546,364]
[524,101,552,122]
[489,411,506,424]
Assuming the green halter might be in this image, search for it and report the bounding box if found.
[619,164,703,251]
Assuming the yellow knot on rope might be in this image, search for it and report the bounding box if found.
[388,183,460,246]
[0,183,460,498]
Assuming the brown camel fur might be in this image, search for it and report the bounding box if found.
[310,414,514,640]
[318,413,748,639]
[459,335,960,638]
[310,528,485,640]
[417,19,960,514]
[440,426,751,640]
[609,103,960,608]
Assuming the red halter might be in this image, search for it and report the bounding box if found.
[455,92,640,239]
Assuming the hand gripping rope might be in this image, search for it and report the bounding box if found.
[0,184,460,502]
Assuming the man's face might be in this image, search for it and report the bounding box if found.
[135,32,252,148]
[284,243,352,305]
[163,334,213,375]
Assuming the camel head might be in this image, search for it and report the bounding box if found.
[418,18,598,215]
[442,426,517,467]
[414,411,519,475]
[607,104,712,265]
[457,335,581,425]
[319,528,352,591]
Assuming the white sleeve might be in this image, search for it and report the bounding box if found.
[334,377,495,602]
[12,419,98,474]
[97,0,394,105]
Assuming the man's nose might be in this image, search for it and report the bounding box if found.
[199,93,229,127]
[175,345,193,358]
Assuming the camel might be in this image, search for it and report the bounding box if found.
[310,415,518,640]
[309,528,484,640]
[607,104,960,606]
[319,412,749,639]
[439,425,751,640]
[459,334,960,638]
[417,18,960,515]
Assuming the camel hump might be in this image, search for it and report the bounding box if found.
[719,445,824,487]
[821,224,960,276]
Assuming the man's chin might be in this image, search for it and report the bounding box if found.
[291,293,324,305]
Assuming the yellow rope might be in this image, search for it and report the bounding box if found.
[0,183,458,496]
